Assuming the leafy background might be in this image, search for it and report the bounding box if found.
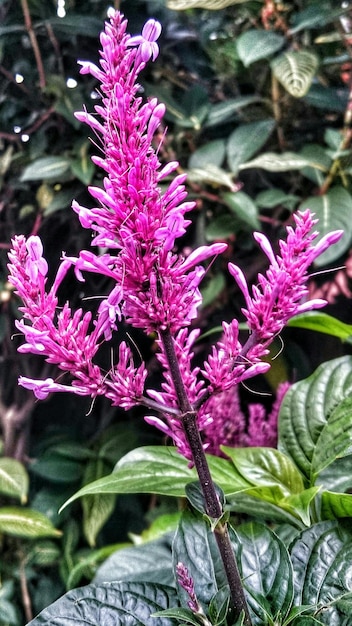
[1,0,352,623]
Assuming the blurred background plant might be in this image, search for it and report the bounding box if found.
[1,0,352,623]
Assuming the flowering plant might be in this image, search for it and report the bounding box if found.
[8,9,352,626]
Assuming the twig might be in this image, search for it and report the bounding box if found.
[20,0,46,89]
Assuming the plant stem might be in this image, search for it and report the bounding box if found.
[159,328,252,626]
[20,0,46,89]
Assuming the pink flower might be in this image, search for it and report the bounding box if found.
[127,19,162,64]
[228,211,343,348]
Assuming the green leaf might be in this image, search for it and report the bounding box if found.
[222,447,305,496]
[303,84,348,113]
[300,143,331,185]
[46,15,103,38]
[70,156,95,185]
[222,191,260,230]
[299,186,352,266]
[30,452,84,484]
[232,522,294,624]
[20,156,71,181]
[60,447,250,512]
[153,608,204,626]
[188,164,237,191]
[278,356,352,483]
[255,189,299,210]
[289,5,341,33]
[26,581,179,626]
[240,151,325,172]
[271,51,319,98]
[82,458,117,547]
[237,30,284,67]
[185,481,225,516]
[0,458,28,503]
[227,120,275,174]
[0,507,62,539]
[316,456,352,494]
[209,587,231,626]
[26,540,61,567]
[227,491,305,527]
[60,446,196,510]
[311,396,352,479]
[189,140,226,169]
[205,214,242,240]
[173,509,225,606]
[280,487,321,527]
[288,312,352,342]
[94,537,174,587]
[205,96,261,128]
[290,521,352,623]
[321,490,352,520]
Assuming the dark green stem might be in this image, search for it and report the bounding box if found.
[159,328,252,626]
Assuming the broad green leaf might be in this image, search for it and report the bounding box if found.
[324,128,342,151]
[255,189,299,210]
[271,51,319,98]
[20,156,71,181]
[232,522,293,624]
[205,214,242,239]
[278,356,352,483]
[26,540,61,567]
[227,119,275,174]
[188,140,226,169]
[240,151,325,172]
[173,509,225,606]
[138,512,181,543]
[60,446,196,510]
[82,458,117,547]
[27,581,179,626]
[311,395,352,479]
[237,30,284,67]
[0,458,28,503]
[0,507,62,539]
[289,5,341,33]
[290,521,352,623]
[321,491,352,520]
[0,580,20,625]
[188,164,237,190]
[227,491,305,527]
[167,0,250,8]
[70,155,95,185]
[46,16,103,37]
[222,191,260,230]
[43,189,75,216]
[300,143,331,185]
[222,447,305,496]
[94,537,174,588]
[288,312,352,342]
[67,542,129,589]
[152,607,204,626]
[30,452,84,484]
[316,456,352,494]
[205,96,261,128]
[59,446,253,512]
[299,186,352,266]
[280,487,321,527]
[303,84,348,113]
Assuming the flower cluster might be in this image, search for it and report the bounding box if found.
[201,382,290,457]
[8,10,343,460]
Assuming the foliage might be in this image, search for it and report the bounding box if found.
[1,0,352,624]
